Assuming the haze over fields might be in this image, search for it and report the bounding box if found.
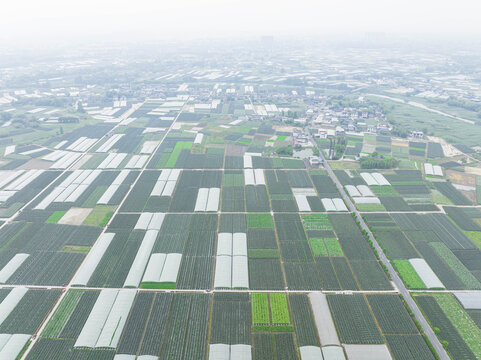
[1,1,481,360]
[1,0,481,44]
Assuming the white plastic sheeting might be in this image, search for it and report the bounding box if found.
[244,169,255,186]
[108,153,128,169]
[168,169,181,181]
[162,181,177,196]
[158,253,182,283]
[142,253,167,283]
[97,134,124,152]
[214,256,232,288]
[209,344,230,360]
[295,194,311,212]
[72,233,115,286]
[158,169,171,181]
[322,198,336,212]
[232,256,249,289]
[134,213,164,231]
[96,290,136,348]
[124,230,158,288]
[137,356,159,360]
[148,213,165,231]
[135,213,153,230]
[140,141,159,154]
[409,258,444,289]
[292,188,317,196]
[0,191,16,203]
[0,171,24,189]
[68,137,97,152]
[54,140,68,149]
[300,346,323,360]
[194,188,209,211]
[195,188,220,212]
[0,334,31,360]
[424,163,443,177]
[353,197,381,204]
[4,145,15,156]
[125,155,149,169]
[371,173,391,185]
[360,172,377,186]
[243,155,252,169]
[332,199,348,211]
[231,344,252,360]
[51,152,82,169]
[43,150,68,162]
[215,233,248,289]
[39,169,101,206]
[454,292,481,309]
[357,185,374,197]
[433,165,443,177]
[34,186,64,210]
[216,233,233,256]
[232,233,247,256]
[322,346,346,360]
[308,292,340,346]
[194,133,204,144]
[4,170,44,191]
[98,153,127,169]
[424,163,434,176]
[345,185,361,197]
[98,169,130,204]
[113,355,136,360]
[371,172,390,186]
[75,289,118,348]
[0,288,28,325]
[206,188,220,212]
[254,169,265,185]
[0,254,29,284]
[344,344,392,360]
[150,181,166,197]
[0,334,10,349]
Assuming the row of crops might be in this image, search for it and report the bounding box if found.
[337,169,446,212]
[365,211,481,290]
[0,204,392,290]
[23,289,436,360]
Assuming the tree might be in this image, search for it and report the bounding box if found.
[77,101,85,113]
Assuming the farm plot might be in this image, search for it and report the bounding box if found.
[385,335,436,360]
[253,333,297,360]
[427,142,444,158]
[120,171,162,212]
[444,206,481,231]
[392,260,426,289]
[265,170,298,212]
[222,170,245,212]
[169,170,222,212]
[366,294,417,334]
[416,295,477,360]
[434,182,471,205]
[327,294,383,344]
[35,291,210,359]
[210,293,251,345]
[0,288,60,334]
[289,294,319,347]
[372,230,418,259]
[251,293,292,331]
[0,223,100,286]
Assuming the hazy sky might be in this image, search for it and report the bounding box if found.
[1,0,481,45]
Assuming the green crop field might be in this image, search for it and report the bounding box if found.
[393,260,426,289]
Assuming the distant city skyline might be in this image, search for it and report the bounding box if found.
[1,0,481,45]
